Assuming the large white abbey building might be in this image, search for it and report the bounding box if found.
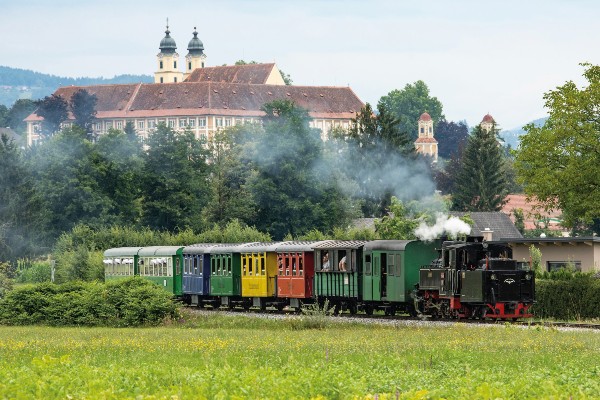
[26,25,364,145]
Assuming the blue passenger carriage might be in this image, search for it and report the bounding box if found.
[182,244,218,306]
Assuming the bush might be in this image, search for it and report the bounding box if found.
[16,260,52,283]
[531,274,600,320]
[0,277,180,327]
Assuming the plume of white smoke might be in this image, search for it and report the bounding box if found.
[415,212,472,241]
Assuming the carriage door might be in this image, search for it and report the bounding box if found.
[372,253,382,301]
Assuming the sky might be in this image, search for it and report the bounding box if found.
[2,0,599,130]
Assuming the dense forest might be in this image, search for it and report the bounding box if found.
[0,66,152,107]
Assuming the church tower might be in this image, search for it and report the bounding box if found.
[480,113,495,133]
[154,22,184,84]
[184,27,207,80]
[414,112,438,162]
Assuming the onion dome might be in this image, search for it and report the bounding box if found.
[481,113,495,123]
[419,112,432,121]
[187,27,204,55]
[159,25,177,54]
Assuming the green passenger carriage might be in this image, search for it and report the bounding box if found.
[362,240,439,315]
[208,243,249,308]
[103,247,143,281]
[313,240,367,314]
[138,246,184,296]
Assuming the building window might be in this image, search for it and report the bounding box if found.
[202,62,205,68]
[174,77,177,83]
[116,121,123,130]
[429,127,432,133]
[174,61,177,69]
[148,120,156,129]
[198,118,205,127]
[235,118,242,125]
[420,127,424,133]
[215,118,223,127]
[106,122,113,130]
[179,119,187,128]
[189,118,196,128]
[168,119,175,128]
[224,118,231,127]
[245,118,252,124]
[200,133,207,141]
[160,61,163,69]
[137,121,145,130]
[547,261,581,272]
[160,77,164,83]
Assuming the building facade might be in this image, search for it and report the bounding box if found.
[414,112,438,161]
[25,27,363,145]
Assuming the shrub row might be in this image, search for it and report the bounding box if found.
[0,277,180,327]
[531,275,600,320]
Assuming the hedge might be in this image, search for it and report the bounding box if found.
[531,275,600,320]
[0,277,180,327]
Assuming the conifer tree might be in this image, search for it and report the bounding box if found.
[452,124,508,211]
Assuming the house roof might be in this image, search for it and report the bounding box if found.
[502,194,564,231]
[415,137,438,143]
[25,82,364,122]
[450,211,523,241]
[184,63,278,84]
[352,212,522,242]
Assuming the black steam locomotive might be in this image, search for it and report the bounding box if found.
[414,236,535,319]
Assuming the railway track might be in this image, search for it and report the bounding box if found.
[184,306,600,331]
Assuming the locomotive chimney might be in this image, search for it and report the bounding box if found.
[481,228,494,241]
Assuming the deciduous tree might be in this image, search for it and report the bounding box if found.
[515,63,600,228]
[378,80,444,141]
[70,89,97,136]
[36,94,69,136]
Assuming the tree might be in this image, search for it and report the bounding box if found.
[141,124,210,231]
[514,63,600,228]
[374,197,421,239]
[70,89,97,136]
[6,99,36,134]
[0,134,48,261]
[452,124,509,211]
[202,127,257,226]
[0,105,7,127]
[36,94,69,136]
[340,102,423,217]
[435,118,469,159]
[242,100,354,239]
[378,80,444,141]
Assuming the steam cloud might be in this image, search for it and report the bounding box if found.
[415,212,472,241]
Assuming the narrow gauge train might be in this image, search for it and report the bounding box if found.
[103,238,535,320]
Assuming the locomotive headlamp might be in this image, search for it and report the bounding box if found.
[525,273,532,280]
[490,273,497,280]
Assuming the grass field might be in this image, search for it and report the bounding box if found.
[1,312,599,399]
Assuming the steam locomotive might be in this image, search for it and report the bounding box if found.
[414,237,535,319]
[103,237,535,320]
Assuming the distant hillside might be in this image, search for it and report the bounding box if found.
[500,117,548,149]
[0,66,153,107]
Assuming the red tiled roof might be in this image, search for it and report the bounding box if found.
[25,82,364,121]
[502,194,565,231]
[481,113,495,123]
[415,137,438,143]
[419,112,431,121]
[184,63,278,84]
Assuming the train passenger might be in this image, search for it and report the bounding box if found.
[339,256,347,272]
[322,253,330,271]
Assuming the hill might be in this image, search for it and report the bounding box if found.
[0,66,152,107]
[500,117,548,148]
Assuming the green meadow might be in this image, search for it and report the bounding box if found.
[1,312,599,399]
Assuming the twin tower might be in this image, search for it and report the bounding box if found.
[154,24,207,84]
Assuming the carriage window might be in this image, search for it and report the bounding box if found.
[260,256,266,276]
[396,254,402,276]
[388,256,395,276]
[365,254,372,275]
[338,250,348,272]
[176,258,181,276]
[292,254,298,276]
[285,257,290,276]
[299,257,304,276]
[278,256,284,276]
[242,257,248,275]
